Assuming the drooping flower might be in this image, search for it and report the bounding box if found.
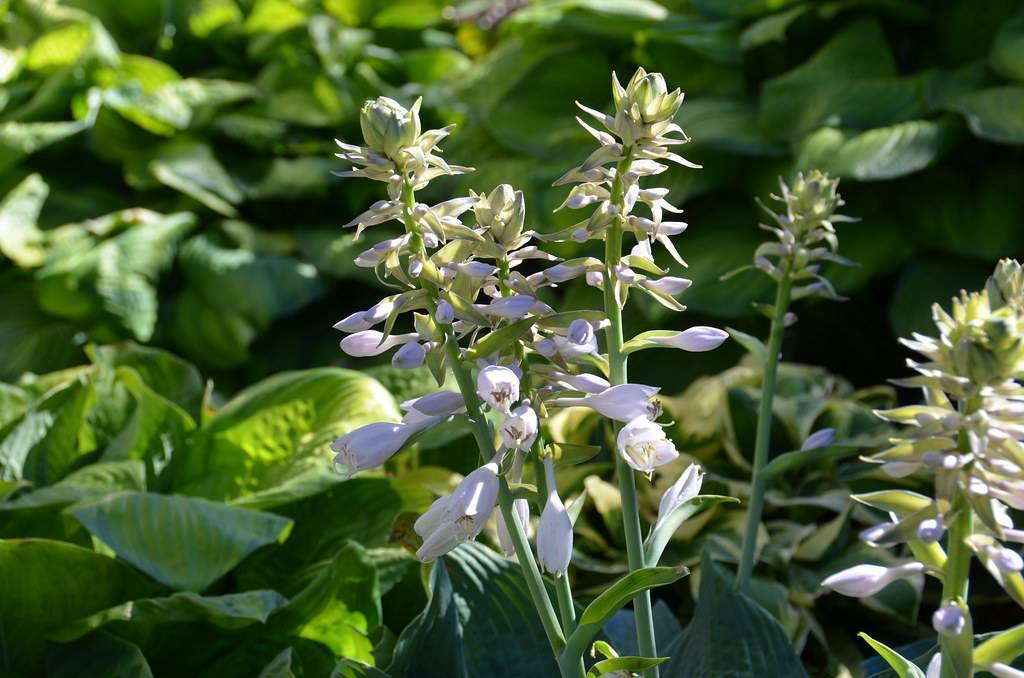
[332,417,439,478]
[476,365,520,413]
[548,383,660,422]
[500,403,539,451]
[415,455,502,561]
[392,342,426,369]
[402,390,465,418]
[340,330,420,357]
[616,415,680,473]
[646,327,728,352]
[496,497,530,558]
[821,562,925,597]
[537,455,573,576]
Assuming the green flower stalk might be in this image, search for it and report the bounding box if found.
[732,171,855,593]
[824,260,1024,678]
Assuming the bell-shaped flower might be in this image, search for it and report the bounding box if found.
[477,365,520,414]
[500,403,539,451]
[392,342,426,369]
[340,330,419,357]
[822,562,925,597]
[537,455,573,576]
[654,463,704,529]
[496,497,530,557]
[645,327,728,352]
[617,415,680,473]
[932,603,966,636]
[549,383,660,422]
[332,416,439,478]
[415,455,501,561]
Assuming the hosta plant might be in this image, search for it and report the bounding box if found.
[823,259,1024,677]
[328,70,734,675]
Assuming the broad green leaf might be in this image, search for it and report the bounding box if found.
[270,541,380,663]
[795,121,955,181]
[0,90,99,173]
[661,554,807,677]
[388,542,558,677]
[166,289,257,369]
[991,11,1024,81]
[0,539,158,674]
[148,141,244,216]
[54,590,289,642]
[164,368,399,502]
[0,459,144,511]
[67,491,294,591]
[331,659,390,678]
[257,648,294,678]
[951,86,1024,144]
[46,631,153,678]
[88,343,204,419]
[177,234,327,330]
[858,633,926,678]
[0,173,48,266]
[0,375,94,485]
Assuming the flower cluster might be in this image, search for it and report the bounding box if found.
[823,259,1024,675]
[737,170,856,305]
[328,74,729,571]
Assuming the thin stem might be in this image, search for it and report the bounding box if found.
[604,153,659,676]
[398,178,567,660]
[736,262,794,594]
[940,397,980,678]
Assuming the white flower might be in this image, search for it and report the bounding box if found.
[332,417,438,478]
[392,342,426,369]
[859,522,894,546]
[548,383,660,422]
[821,562,925,597]
[640,276,691,296]
[932,603,965,636]
[926,654,942,678]
[435,300,455,324]
[415,457,501,561]
[496,498,530,557]
[647,327,729,352]
[655,463,704,529]
[983,664,1024,678]
[401,390,465,418]
[617,415,680,473]
[500,403,539,451]
[801,428,836,450]
[476,365,520,413]
[553,371,610,394]
[340,330,419,357]
[537,456,573,576]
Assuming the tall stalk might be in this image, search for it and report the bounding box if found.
[603,154,660,676]
[736,261,793,593]
[400,178,570,662]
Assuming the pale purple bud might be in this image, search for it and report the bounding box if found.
[497,498,530,557]
[984,663,1024,678]
[990,545,1024,573]
[449,261,497,278]
[402,390,465,418]
[392,342,426,369]
[649,327,728,352]
[408,258,423,277]
[567,319,594,344]
[822,562,925,597]
[548,383,660,422]
[556,371,610,394]
[859,522,895,545]
[340,331,419,357]
[435,300,455,324]
[932,604,966,636]
[641,276,691,296]
[332,416,439,478]
[478,295,535,319]
[537,456,573,576]
[801,428,836,450]
[917,518,944,543]
[334,311,373,333]
[476,365,520,414]
[617,415,679,474]
[545,263,589,283]
[655,464,704,528]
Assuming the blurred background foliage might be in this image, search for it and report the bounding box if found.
[2,0,1023,391]
[2,0,1024,676]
